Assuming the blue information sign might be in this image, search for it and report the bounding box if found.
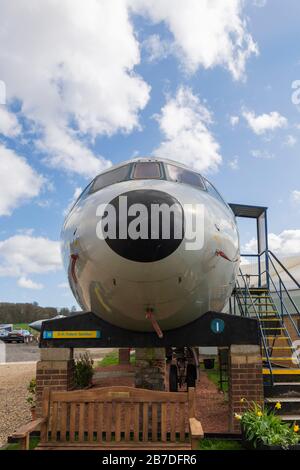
[210,318,225,334]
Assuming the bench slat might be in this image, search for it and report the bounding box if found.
[97,403,103,441]
[152,404,158,442]
[88,402,94,442]
[60,403,67,441]
[115,403,121,442]
[142,403,148,442]
[179,402,185,442]
[69,403,76,442]
[124,403,131,441]
[78,403,85,442]
[106,403,112,441]
[161,403,167,442]
[50,402,58,441]
[170,403,176,442]
[133,404,139,442]
[51,388,187,403]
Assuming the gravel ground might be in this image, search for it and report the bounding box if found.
[0,342,113,363]
[0,362,35,447]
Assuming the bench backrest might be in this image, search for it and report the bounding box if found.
[40,386,196,445]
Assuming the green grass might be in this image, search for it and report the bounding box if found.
[2,437,242,451]
[98,350,136,367]
[198,438,243,450]
[13,323,36,335]
[2,437,39,450]
[200,361,228,394]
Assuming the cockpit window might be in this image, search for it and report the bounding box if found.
[90,164,130,194]
[165,164,205,190]
[132,162,162,179]
[204,178,227,205]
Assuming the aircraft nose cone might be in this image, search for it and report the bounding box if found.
[103,189,184,262]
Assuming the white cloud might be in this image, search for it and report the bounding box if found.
[0,234,62,277]
[143,34,171,62]
[284,135,297,147]
[37,126,111,178]
[130,0,258,80]
[230,115,239,127]
[0,106,21,137]
[18,276,44,290]
[153,87,222,173]
[0,0,150,177]
[0,145,45,216]
[243,110,287,135]
[291,190,300,204]
[244,230,300,256]
[251,149,274,159]
[228,157,239,170]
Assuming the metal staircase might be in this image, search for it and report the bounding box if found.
[232,250,300,422]
[233,250,300,384]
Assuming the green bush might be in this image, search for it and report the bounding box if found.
[74,352,94,388]
[26,378,36,407]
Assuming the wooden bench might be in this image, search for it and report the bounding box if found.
[12,386,203,450]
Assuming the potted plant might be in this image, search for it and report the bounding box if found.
[26,378,36,420]
[236,398,300,450]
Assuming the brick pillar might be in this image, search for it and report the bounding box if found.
[36,348,75,416]
[118,348,131,365]
[229,345,264,433]
[135,348,166,390]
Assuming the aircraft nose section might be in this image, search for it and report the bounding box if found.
[102,189,185,262]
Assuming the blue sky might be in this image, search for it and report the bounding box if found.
[0,0,300,309]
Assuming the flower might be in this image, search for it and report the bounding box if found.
[256,411,263,417]
[234,413,242,420]
[240,398,246,403]
[294,424,299,433]
[275,402,282,410]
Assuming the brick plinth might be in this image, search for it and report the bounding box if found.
[135,348,166,390]
[118,348,131,365]
[36,348,75,415]
[229,345,264,433]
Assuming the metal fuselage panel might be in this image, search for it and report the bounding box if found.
[61,179,240,331]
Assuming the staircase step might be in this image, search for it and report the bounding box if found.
[263,358,295,361]
[266,397,300,403]
[251,296,272,298]
[259,318,281,321]
[262,327,284,330]
[280,415,300,423]
[264,383,300,398]
[265,336,289,340]
[263,368,300,375]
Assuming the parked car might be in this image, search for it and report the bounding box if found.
[0,330,9,338]
[2,330,25,343]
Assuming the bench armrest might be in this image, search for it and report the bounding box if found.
[189,417,204,450]
[11,418,47,450]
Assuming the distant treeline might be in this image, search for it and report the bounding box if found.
[0,303,72,324]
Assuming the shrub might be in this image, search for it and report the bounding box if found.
[237,399,299,449]
[26,378,36,408]
[74,352,94,388]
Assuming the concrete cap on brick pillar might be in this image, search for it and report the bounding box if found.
[40,348,74,361]
[230,344,262,364]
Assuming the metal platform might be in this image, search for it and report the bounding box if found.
[40,311,260,349]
